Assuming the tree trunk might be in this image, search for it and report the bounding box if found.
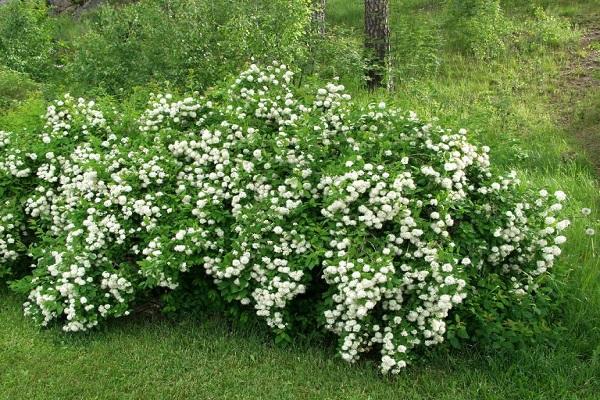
[312,0,326,36]
[364,0,390,90]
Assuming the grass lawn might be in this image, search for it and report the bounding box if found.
[1,1,599,399]
[1,288,598,400]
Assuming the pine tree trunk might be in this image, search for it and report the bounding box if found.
[364,0,390,90]
[312,0,326,36]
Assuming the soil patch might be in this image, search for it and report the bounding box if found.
[557,23,600,174]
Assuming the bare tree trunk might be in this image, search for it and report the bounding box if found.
[364,0,390,90]
[312,0,326,36]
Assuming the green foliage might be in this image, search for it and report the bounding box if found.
[446,0,512,60]
[1,286,599,399]
[0,0,56,79]
[64,0,312,95]
[445,0,578,60]
[0,0,596,382]
[518,7,579,51]
[300,25,367,90]
[0,68,39,112]
[389,10,442,82]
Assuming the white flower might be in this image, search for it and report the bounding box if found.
[444,162,457,171]
[586,228,595,236]
[554,191,567,201]
[556,220,570,231]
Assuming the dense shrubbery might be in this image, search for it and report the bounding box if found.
[447,0,511,60]
[300,25,367,90]
[0,67,39,112]
[445,0,577,60]
[0,0,55,79]
[0,0,366,96]
[0,62,573,373]
[0,0,578,99]
[520,7,579,50]
[63,0,312,94]
[389,8,442,82]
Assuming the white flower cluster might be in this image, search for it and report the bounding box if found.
[138,94,205,133]
[101,272,133,303]
[0,207,19,264]
[0,62,577,373]
[41,94,108,144]
[0,130,31,178]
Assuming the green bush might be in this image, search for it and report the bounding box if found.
[0,0,56,80]
[63,0,312,95]
[300,25,367,91]
[0,68,39,112]
[390,11,442,82]
[518,7,579,51]
[445,1,578,59]
[446,0,513,60]
[1,63,572,373]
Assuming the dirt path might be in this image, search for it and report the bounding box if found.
[557,20,600,174]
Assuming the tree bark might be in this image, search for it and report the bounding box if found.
[364,0,390,90]
[312,0,326,36]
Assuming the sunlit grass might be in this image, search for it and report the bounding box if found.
[1,287,599,400]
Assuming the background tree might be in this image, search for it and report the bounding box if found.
[364,0,389,90]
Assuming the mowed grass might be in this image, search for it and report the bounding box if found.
[1,1,600,399]
[1,288,599,400]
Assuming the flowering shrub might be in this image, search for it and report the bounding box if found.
[0,63,571,373]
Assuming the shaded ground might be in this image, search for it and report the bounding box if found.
[557,21,600,174]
